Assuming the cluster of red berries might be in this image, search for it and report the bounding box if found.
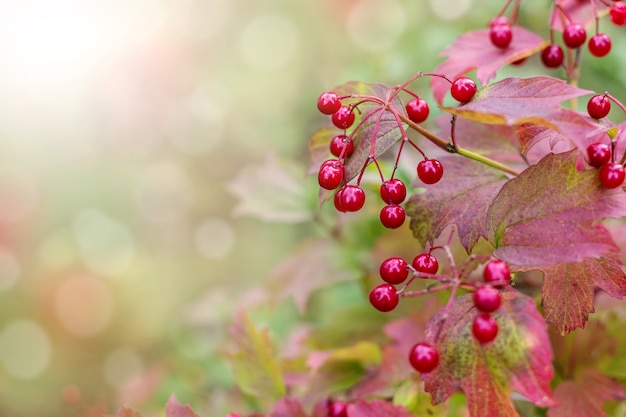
[406,259,511,374]
[369,252,440,313]
[315,77,478,230]
[585,94,625,189]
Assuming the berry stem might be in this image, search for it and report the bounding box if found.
[400,283,454,298]
[397,113,520,176]
[605,92,626,114]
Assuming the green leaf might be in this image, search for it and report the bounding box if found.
[228,311,286,402]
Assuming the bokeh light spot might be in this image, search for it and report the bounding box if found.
[429,0,473,20]
[0,320,51,379]
[347,0,407,52]
[0,249,20,291]
[103,348,144,388]
[239,14,300,71]
[54,275,115,337]
[194,218,236,260]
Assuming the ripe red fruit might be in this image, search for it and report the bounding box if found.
[599,162,626,189]
[541,44,564,68]
[588,33,612,57]
[412,253,439,275]
[369,283,399,312]
[330,134,354,158]
[417,159,444,184]
[318,160,344,190]
[380,257,409,285]
[610,2,626,26]
[483,259,511,288]
[408,342,439,373]
[587,94,611,119]
[587,143,612,168]
[473,285,502,313]
[472,313,499,344]
[329,401,348,417]
[331,106,355,129]
[380,178,407,204]
[317,91,341,115]
[489,23,513,48]
[450,77,477,103]
[380,205,405,229]
[338,185,366,212]
[333,189,347,212]
[489,16,510,28]
[562,23,587,49]
[405,97,430,123]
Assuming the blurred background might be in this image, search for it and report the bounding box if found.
[0,1,624,416]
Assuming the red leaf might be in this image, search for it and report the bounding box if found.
[547,369,625,417]
[443,77,599,149]
[268,397,309,417]
[347,399,415,417]
[515,124,573,165]
[165,395,200,417]
[422,290,556,417]
[486,151,626,266]
[406,156,507,252]
[540,247,626,334]
[431,27,548,104]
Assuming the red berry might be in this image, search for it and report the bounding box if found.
[405,97,430,123]
[599,162,625,189]
[417,159,444,184]
[450,77,477,103]
[338,185,366,212]
[562,23,587,49]
[587,143,612,168]
[610,2,626,26]
[587,94,611,119]
[472,313,499,344]
[317,91,341,115]
[412,253,439,275]
[490,23,513,48]
[369,283,399,312]
[328,401,348,417]
[473,285,502,313]
[318,160,344,190]
[483,259,511,288]
[380,178,407,204]
[588,33,612,57]
[408,342,439,373]
[330,134,354,158]
[333,189,347,212]
[331,106,355,129]
[379,257,409,285]
[541,44,564,68]
[380,205,405,229]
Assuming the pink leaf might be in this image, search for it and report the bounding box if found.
[549,0,606,31]
[422,290,556,417]
[486,151,626,266]
[406,156,507,252]
[347,399,414,417]
[165,394,200,417]
[547,369,625,417]
[431,27,548,104]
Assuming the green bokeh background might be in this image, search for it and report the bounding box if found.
[0,1,623,416]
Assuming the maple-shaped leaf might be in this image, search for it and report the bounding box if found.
[228,311,286,403]
[443,77,600,149]
[486,150,626,266]
[431,27,548,104]
[515,123,574,165]
[422,290,556,417]
[347,399,415,417]
[539,246,626,334]
[405,156,507,252]
[165,395,200,417]
[106,406,144,417]
[547,369,625,417]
